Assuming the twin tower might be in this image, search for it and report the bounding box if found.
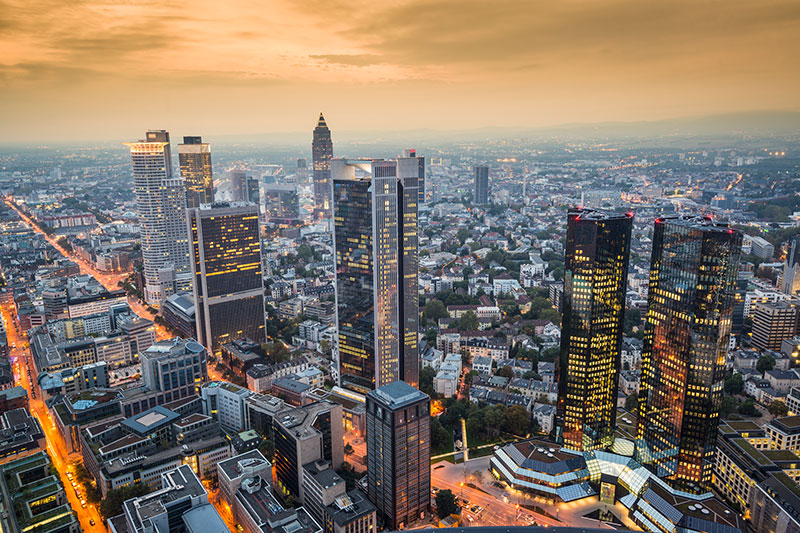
[557,208,741,492]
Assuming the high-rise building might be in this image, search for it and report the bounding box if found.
[751,300,800,351]
[263,183,299,224]
[125,130,192,306]
[312,113,333,220]
[637,215,742,492]
[188,202,266,355]
[782,236,800,296]
[473,165,489,205]
[365,381,430,530]
[140,337,208,399]
[556,208,632,451]
[332,159,418,394]
[296,158,309,184]
[402,149,426,204]
[230,169,259,204]
[178,136,214,208]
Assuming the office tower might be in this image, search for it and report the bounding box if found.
[140,337,208,398]
[332,159,418,394]
[403,149,426,204]
[230,169,258,203]
[272,401,344,503]
[474,165,489,204]
[637,215,741,492]
[126,130,192,306]
[365,381,430,530]
[783,236,800,295]
[189,202,266,355]
[246,175,260,204]
[312,113,333,219]
[296,158,309,183]
[178,136,214,208]
[751,300,800,351]
[556,208,632,451]
[263,183,299,224]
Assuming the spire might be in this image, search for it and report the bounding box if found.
[316,112,327,129]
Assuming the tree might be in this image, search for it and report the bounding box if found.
[336,462,363,491]
[483,405,506,437]
[769,400,790,417]
[757,353,776,374]
[624,393,638,413]
[738,398,760,416]
[344,443,354,455]
[724,373,744,395]
[457,311,479,331]
[464,370,479,387]
[100,484,153,519]
[419,366,436,397]
[496,366,515,380]
[720,396,739,418]
[435,489,459,519]
[540,347,560,362]
[540,308,561,325]
[431,418,451,453]
[424,300,449,323]
[268,342,290,363]
[504,405,530,436]
[258,439,275,461]
[457,228,470,244]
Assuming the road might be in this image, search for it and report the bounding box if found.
[1,301,107,532]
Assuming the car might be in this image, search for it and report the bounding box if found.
[470,506,479,513]
[89,519,95,526]
[81,502,87,508]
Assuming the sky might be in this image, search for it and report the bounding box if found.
[1,0,798,142]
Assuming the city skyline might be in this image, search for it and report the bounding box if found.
[1,0,799,143]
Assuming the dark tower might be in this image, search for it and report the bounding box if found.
[312,113,333,220]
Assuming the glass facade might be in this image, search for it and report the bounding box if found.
[556,208,632,451]
[636,215,741,492]
[189,202,265,354]
[178,136,214,208]
[333,159,419,393]
[263,183,299,223]
[474,165,489,204]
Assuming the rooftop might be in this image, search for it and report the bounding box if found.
[368,380,429,410]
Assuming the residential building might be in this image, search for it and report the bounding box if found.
[752,300,800,351]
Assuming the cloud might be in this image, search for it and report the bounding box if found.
[310,54,385,67]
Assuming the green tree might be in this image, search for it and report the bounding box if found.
[430,418,451,454]
[769,400,790,417]
[738,398,760,416]
[724,373,744,395]
[720,396,739,418]
[344,443,354,455]
[419,366,436,397]
[457,311,479,331]
[496,366,515,380]
[435,489,459,519]
[483,405,506,437]
[258,439,275,461]
[424,300,449,323]
[624,393,638,413]
[540,308,561,325]
[757,353,776,374]
[100,484,153,519]
[504,405,530,436]
[457,228,470,244]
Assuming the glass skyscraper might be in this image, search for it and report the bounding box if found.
[474,165,489,205]
[556,208,632,451]
[125,130,192,306]
[188,201,265,355]
[332,158,418,394]
[637,215,741,492]
[312,113,333,220]
[178,136,214,208]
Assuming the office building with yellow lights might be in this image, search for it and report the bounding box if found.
[332,158,418,394]
[637,215,742,492]
[556,208,632,451]
[178,136,214,208]
[188,202,265,355]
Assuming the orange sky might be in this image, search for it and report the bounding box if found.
[0,0,798,142]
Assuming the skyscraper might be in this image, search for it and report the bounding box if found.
[332,159,418,394]
[188,202,266,355]
[365,381,430,530]
[125,130,192,306]
[178,136,214,208]
[402,149,426,204]
[474,165,489,204]
[263,183,299,224]
[230,169,259,204]
[312,113,333,220]
[556,208,632,451]
[637,215,741,492]
[782,236,800,295]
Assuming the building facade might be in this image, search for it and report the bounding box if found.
[312,113,333,220]
[473,165,489,205]
[365,381,430,530]
[637,215,742,492]
[556,209,632,451]
[188,202,266,355]
[178,136,214,208]
[125,130,192,305]
[332,159,419,393]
